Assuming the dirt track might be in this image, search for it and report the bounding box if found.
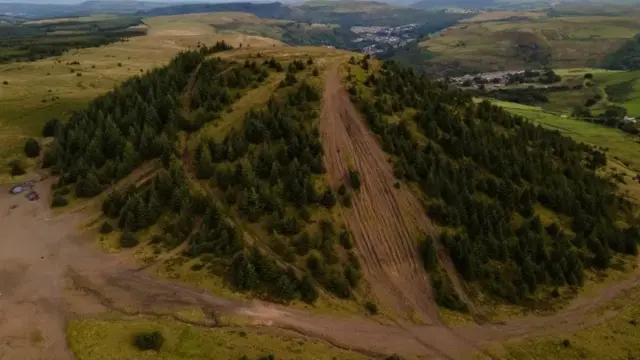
[319,63,441,325]
[2,64,640,360]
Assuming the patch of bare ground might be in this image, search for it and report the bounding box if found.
[319,64,438,324]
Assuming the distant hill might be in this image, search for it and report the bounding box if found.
[139,0,458,27]
[603,33,640,70]
[0,0,168,18]
[410,0,497,9]
[139,2,299,20]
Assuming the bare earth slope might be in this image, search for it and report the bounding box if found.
[319,64,440,325]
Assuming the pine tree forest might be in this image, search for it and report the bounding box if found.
[45,46,356,304]
[346,59,639,305]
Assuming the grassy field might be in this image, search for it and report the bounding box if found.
[492,100,640,167]
[490,283,640,360]
[419,13,640,74]
[67,316,369,360]
[541,68,640,117]
[0,12,284,183]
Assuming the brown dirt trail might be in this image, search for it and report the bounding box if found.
[319,65,440,325]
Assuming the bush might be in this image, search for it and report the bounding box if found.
[348,169,361,190]
[365,300,378,315]
[100,221,114,234]
[299,275,319,303]
[151,234,166,244]
[341,192,352,207]
[24,138,41,158]
[339,230,353,249]
[584,73,593,79]
[2,81,7,85]
[120,231,139,248]
[9,159,26,176]
[312,68,319,76]
[133,331,164,351]
[42,118,60,137]
[51,195,69,208]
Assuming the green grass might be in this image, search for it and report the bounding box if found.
[491,99,640,170]
[490,282,640,360]
[67,317,369,360]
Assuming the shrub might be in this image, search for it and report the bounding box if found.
[2,81,7,85]
[584,73,593,79]
[312,68,319,76]
[299,275,319,303]
[342,192,352,207]
[120,231,139,248]
[386,355,403,360]
[133,331,164,351]
[339,230,353,249]
[344,265,361,287]
[150,234,166,244]
[365,300,378,315]
[348,169,361,190]
[51,195,69,208]
[9,159,26,176]
[99,221,114,234]
[24,138,41,158]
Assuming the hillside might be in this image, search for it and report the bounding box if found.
[3,36,640,360]
[44,44,639,312]
[410,12,640,75]
[603,33,640,70]
[139,0,464,27]
[344,58,639,307]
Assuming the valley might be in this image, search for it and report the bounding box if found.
[2,1,640,360]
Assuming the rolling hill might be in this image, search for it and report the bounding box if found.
[408,10,640,75]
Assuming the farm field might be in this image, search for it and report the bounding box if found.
[542,68,640,117]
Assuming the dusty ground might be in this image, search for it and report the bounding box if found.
[2,63,640,360]
[320,65,444,324]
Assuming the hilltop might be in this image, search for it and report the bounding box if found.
[2,3,640,360]
[2,40,632,359]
